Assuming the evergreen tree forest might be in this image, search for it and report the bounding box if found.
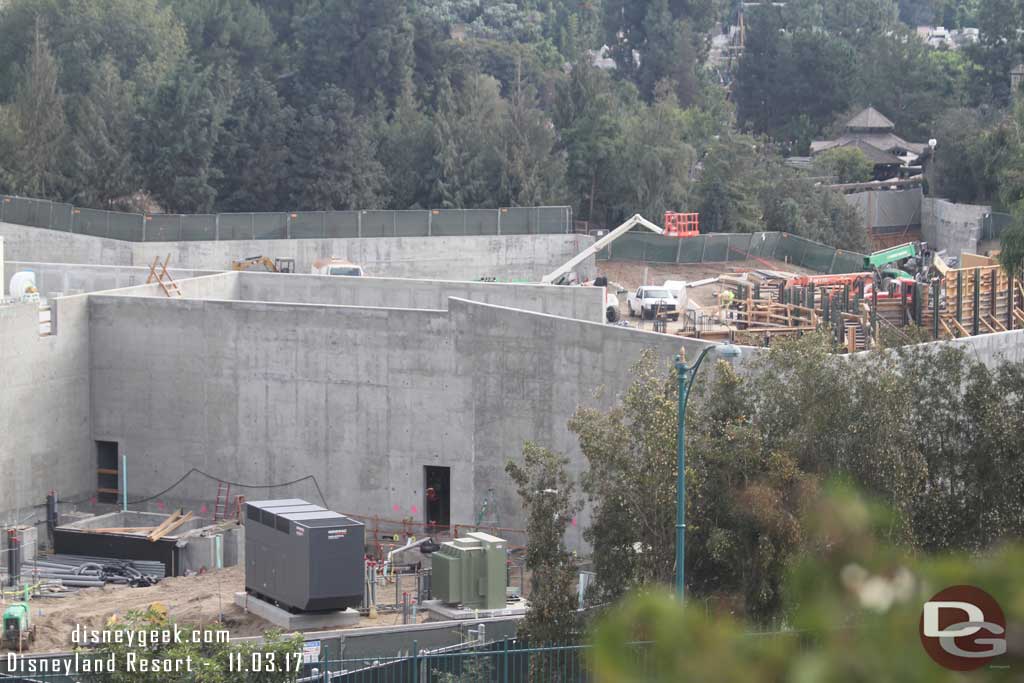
[0,0,1019,249]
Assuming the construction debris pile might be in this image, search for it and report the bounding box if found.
[21,555,164,589]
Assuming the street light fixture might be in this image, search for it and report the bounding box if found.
[674,342,741,600]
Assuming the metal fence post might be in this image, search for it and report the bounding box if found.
[358,211,363,238]
[503,637,509,682]
[286,212,291,240]
[428,210,432,236]
[215,214,220,241]
[412,640,419,683]
[497,208,502,235]
[972,267,981,336]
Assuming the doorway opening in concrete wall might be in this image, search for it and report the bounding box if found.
[96,441,119,504]
[424,466,451,530]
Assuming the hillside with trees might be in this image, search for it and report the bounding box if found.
[0,0,1022,250]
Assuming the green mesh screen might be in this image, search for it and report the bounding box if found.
[75,208,110,237]
[703,234,729,262]
[254,213,288,239]
[537,207,569,233]
[774,233,804,265]
[466,209,499,235]
[726,233,753,261]
[429,210,465,236]
[395,210,430,237]
[183,215,216,241]
[831,250,866,274]
[109,212,143,241]
[51,203,73,231]
[289,212,325,239]
[219,214,253,240]
[146,215,180,241]
[605,233,644,260]
[324,211,359,238]
[640,234,680,262]
[800,240,837,273]
[360,210,394,237]
[499,208,530,234]
[676,236,704,263]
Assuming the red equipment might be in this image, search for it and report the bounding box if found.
[664,212,699,238]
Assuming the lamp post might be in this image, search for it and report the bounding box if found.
[674,342,741,600]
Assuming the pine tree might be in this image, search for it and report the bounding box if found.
[378,80,435,210]
[213,72,294,211]
[65,59,138,208]
[499,62,567,207]
[288,86,386,210]
[7,24,67,198]
[136,59,233,213]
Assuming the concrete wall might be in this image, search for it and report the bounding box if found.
[0,223,595,283]
[131,234,594,281]
[94,271,241,300]
[450,299,713,547]
[85,292,716,545]
[0,295,94,522]
[921,198,989,257]
[4,261,220,297]
[916,329,1024,367]
[88,296,479,527]
[0,222,133,266]
[239,271,606,322]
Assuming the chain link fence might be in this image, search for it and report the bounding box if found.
[597,230,867,274]
[0,196,572,241]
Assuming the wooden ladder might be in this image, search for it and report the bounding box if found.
[146,254,182,297]
[213,481,231,521]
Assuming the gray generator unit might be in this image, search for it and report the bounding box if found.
[245,499,365,612]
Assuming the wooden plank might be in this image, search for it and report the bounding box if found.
[951,319,971,337]
[96,487,120,495]
[90,527,158,534]
[150,511,193,542]
[988,315,1007,332]
[940,318,954,339]
[96,468,118,476]
[146,509,182,541]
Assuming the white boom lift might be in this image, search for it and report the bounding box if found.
[541,214,664,284]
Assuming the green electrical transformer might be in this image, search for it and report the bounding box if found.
[432,532,507,610]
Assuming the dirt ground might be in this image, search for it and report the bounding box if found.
[599,258,815,335]
[1,566,427,654]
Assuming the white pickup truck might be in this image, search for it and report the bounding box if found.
[311,259,364,276]
[628,286,679,320]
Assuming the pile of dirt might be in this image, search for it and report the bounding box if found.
[2,566,425,654]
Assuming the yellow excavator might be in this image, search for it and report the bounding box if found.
[230,256,295,273]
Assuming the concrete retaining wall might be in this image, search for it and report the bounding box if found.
[4,261,220,297]
[0,223,595,283]
[131,233,594,282]
[0,222,133,265]
[0,295,94,522]
[239,272,606,322]
[915,329,1024,367]
[921,198,989,257]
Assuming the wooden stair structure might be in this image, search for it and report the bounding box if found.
[146,254,182,297]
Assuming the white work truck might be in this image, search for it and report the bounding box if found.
[311,259,365,276]
[627,286,679,320]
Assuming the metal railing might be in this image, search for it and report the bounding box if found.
[0,195,572,241]
[308,638,637,683]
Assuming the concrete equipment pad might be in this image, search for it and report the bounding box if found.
[234,592,359,629]
[420,598,528,621]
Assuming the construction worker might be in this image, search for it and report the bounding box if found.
[718,288,735,320]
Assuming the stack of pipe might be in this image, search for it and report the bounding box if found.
[20,555,163,588]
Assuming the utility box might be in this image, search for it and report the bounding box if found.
[244,499,364,612]
[431,532,507,610]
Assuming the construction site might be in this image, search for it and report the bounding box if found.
[1,198,1022,678]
